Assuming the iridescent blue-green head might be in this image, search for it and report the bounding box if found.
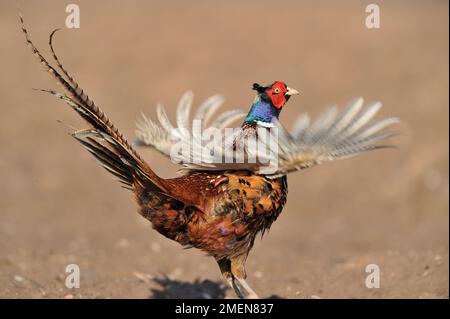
[244,81,299,125]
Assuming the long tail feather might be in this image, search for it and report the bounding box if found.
[20,13,166,191]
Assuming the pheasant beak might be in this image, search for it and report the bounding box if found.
[285,87,300,96]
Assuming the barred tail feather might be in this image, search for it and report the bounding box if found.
[20,14,166,192]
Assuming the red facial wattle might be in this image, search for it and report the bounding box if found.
[270,93,286,109]
[265,81,288,109]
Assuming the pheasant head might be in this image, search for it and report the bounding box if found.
[244,81,299,125]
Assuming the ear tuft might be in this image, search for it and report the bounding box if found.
[252,83,265,93]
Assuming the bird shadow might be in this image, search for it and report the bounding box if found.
[148,274,229,299]
[147,274,284,299]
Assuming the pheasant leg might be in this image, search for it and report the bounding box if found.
[217,258,246,298]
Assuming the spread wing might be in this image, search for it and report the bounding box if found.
[135,93,277,173]
[135,96,399,176]
[265,97,399,176]
[134,92,246,159]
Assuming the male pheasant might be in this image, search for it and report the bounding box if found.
[20,15,398,299]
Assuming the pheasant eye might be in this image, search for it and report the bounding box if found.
[273,87,281,94]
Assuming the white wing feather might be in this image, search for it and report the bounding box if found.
[135,94,399,176]
[134,92,246,161]
[266,98,399,176]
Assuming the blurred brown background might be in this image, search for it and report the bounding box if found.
[0,0,448,298]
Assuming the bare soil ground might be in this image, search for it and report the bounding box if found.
[0,0,448,298]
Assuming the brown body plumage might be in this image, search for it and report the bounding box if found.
[137,171,287,298]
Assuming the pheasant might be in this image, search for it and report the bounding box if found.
[20,15,399,299]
